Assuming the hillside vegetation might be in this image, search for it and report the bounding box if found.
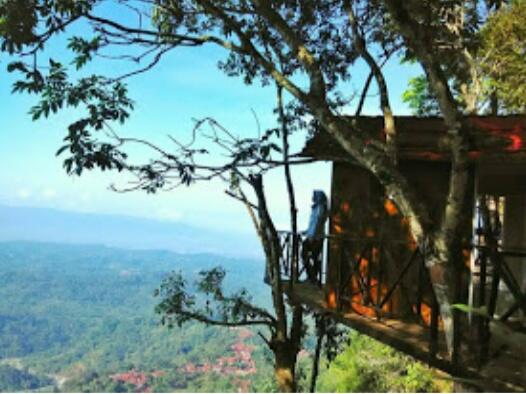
[0,241,450,392]
[0,241,274,392]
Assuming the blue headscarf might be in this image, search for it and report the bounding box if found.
[305,190,328,240]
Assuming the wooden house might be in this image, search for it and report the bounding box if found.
[279,115,526,391]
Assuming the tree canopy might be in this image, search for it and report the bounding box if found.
[2,1,525,391]
[479,0,526,113]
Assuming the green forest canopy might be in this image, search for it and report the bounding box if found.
[0,241,449,392]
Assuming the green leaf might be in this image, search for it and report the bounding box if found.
[452,303,489,318]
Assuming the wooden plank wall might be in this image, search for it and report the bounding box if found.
[326,160,467,325]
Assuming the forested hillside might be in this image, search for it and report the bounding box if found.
[0,241,450,392]
[0,241,275,392]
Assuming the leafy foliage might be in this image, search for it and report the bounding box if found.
[402,0,526,116]
[154,267,273,328]
[402,75,441,116]
[0,364,54,392]
[479,0,526,112]
[0,241,272,392]
[0,0,94,53]
[7,59,133,176]
[317,331,451,393]
[67,35,102,70]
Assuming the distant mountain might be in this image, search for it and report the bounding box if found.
[0,204,261,258]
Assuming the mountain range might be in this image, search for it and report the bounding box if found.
[0,204,261,258]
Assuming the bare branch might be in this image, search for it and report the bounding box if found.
[252,1,327,99]
[225,190,258,210]
[183,313,273,328]
[195,0,309,102]
[112,45,174,82]
[347,3,397,161]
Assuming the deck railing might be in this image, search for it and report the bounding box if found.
[277,230,526,369]
[471,243,526,365]
[277,231,326,286]
[279,232,435,312]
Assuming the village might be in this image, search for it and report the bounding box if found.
[109,328,259,393]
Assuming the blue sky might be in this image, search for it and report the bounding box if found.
[0,5,422,237]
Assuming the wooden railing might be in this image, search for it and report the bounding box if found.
[471,243,526,365]
[278,232,442,356]
[277,231,526,370]
[277,231,325,286]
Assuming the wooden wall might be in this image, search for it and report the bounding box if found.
[325,160,469,325]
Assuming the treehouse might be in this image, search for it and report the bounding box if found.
[278,115,526,392]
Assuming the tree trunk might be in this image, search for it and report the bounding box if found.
[251,174,303,391]
[276,84,300,283]
[274,342,298,393]
[251,175,288,336]
[425,247,457,355]
[309,317,326,393]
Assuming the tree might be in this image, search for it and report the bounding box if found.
[1,2,325,389]
[1,0,519,388]
[402,1,526,116]
[477,0,526,113]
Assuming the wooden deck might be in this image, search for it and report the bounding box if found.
[283,281,526,392]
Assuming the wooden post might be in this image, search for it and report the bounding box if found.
[429,289,439,361]
[366,243,373,306]
[477,251,488,365]
[416,256,424,320]
[293,233,300,286]
[319,235,326,287]
[337,238,344,312]
[376,245,384,320]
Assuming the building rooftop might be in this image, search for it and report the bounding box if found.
[301,115,526,163]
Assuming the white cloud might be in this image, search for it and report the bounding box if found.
[16,188,32,200]
[80,193,93,203]
[42,187,57,200]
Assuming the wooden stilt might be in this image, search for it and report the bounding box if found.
[336,239,345,312]
[429,288,439,361]
[416,256,424,320]
[366,244,373,306]
[477,252,488,365]
[376,245,384,321]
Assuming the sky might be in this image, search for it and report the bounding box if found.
[0,3,422,238]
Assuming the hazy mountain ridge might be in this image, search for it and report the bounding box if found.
[0,240,265,293]
[0,204,261,258]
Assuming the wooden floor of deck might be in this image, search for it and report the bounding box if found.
[283,281,526,392]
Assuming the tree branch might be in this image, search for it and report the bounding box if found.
[355,69,375,117]
[195,0,309,102]
[183,312,272,327]
[347,3,397,162]
[252,1,327,99]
